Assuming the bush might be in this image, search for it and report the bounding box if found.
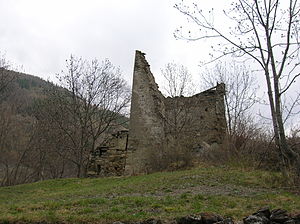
[145,139,194,173]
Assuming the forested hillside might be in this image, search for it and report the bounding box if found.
[0,63,130,186]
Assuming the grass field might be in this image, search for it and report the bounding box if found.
[0,164,299,223]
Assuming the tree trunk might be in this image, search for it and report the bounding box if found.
[76,164,81,178]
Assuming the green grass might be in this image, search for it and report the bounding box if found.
[0,165,299,223]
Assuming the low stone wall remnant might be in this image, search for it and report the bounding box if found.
[112,208,300,224]
[87,130,128,177]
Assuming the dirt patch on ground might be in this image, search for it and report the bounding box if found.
[108,183,277,199]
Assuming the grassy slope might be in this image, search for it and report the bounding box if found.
[0,165,299,223]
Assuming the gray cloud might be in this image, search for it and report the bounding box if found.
[0,0,214,87]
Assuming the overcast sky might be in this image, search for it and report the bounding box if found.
[1,0,299,129]
[0,0,224,87]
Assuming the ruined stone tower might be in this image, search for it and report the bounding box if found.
[124,51,227,175]
[124,51,166,174]
[88,50,227,177]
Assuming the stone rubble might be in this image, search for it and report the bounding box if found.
[112,208,300,224]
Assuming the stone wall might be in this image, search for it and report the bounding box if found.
[112,208,300,224]
[125,51,166,174]
[87,130,128,177]
[164,84,226,147]
[125,51,227,175]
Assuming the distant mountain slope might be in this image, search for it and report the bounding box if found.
[0,69,129,186]
[14,71,51,90]
[2,69,129,124]
[0,70,54,114]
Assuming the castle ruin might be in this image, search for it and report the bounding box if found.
[87,50,226,177]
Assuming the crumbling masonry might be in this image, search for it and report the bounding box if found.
[87,51,226,177]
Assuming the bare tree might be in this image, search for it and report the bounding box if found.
[37,56,130,177]
[0,53,32,186]
[0,52,14,97]
[0,100,37,186]
[175,0,300,172]
[201,62,258,136]
[161,63,195,138]
[150,63,196,171]
[161,62,195,97]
